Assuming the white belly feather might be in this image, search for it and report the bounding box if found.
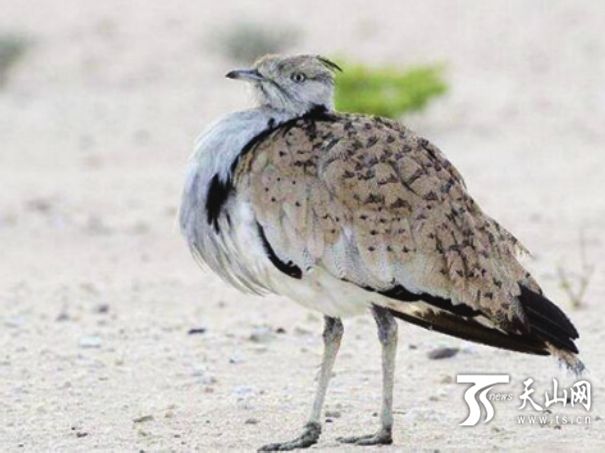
[227,199,371,317]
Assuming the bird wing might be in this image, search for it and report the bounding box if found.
[235,112,580,359]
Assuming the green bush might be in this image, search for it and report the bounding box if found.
[334,61,447,118]
[0,34,28,85]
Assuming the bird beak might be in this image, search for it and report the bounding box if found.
[225,68,265,82]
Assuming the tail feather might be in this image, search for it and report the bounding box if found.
[386,307,549,356]
[380,284,584,374]
[519,285,579,348]
[546,344,586,375]
[518,285,584,374]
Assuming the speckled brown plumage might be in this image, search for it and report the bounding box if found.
[235,112,541,334]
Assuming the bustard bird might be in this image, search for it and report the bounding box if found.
[180,54,583,450]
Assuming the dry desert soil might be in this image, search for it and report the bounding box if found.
[1,1,604,451]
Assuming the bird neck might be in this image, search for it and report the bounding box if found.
[261,98,334,118]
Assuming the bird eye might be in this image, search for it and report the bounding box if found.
[291,72,306,83]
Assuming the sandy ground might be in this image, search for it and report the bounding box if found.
[1,0,605,451]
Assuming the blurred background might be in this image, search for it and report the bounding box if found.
[1,0,604,450]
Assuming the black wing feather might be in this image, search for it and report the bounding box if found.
[375,282,579,356]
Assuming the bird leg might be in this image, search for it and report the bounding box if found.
[338,305,397,446]
[259,316,343,451]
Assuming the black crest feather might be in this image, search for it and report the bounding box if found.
[317,56,343,73]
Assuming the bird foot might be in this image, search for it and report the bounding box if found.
[337,427,392,446]
[258,421,322,451]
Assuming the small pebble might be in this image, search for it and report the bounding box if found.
[201,376,217,385]
[85,216,112,235]
[80,282,98,294]
[187,328,206,335]
[245,418,259,425]
[192,364,217,385]
[231,386,255,398]
[94,304,110,314]
[249,327,275,343]
[440,375,454,384]
[229,352,244,364]
[26,198,53,213]
[133,415,154,424]
[79,336,102,349]
[56,312,70,322]
[76,432,88,438]
[427,347,459,360]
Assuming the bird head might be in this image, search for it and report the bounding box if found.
[226,54,342,116]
